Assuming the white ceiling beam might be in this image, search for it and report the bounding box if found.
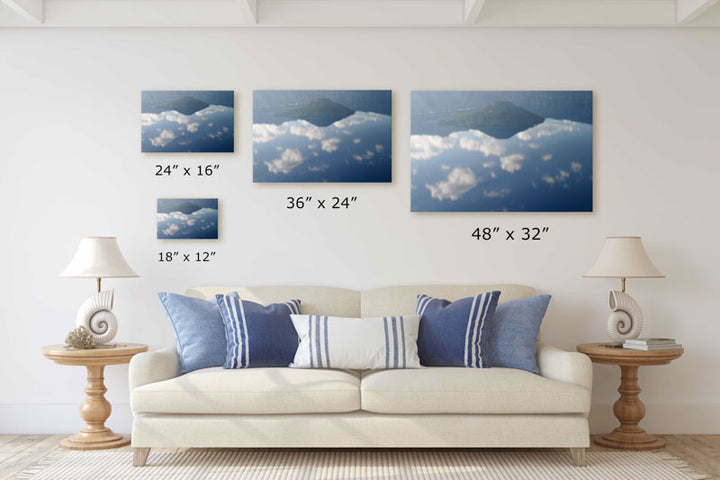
[464,0,487,24]
[475,0,676,26]
[238,0,257,24]
[2,0,718,28]
[1,0,42,23]
[41,0,258,27]
[677,0,719,23]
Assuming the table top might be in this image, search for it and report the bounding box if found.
[41,343,148,366]
[577,342,684,366]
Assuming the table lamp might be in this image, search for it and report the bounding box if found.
[583,236,664,344]
[61,237,138,346]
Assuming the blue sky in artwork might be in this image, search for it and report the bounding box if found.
[253,90,392,182]
[411,91,593,212]
[157,198,218,239]
[142,91,234,153]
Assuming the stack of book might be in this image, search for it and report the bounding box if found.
[623,338,682,351]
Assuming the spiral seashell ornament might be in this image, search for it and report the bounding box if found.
[76,290,118,345]
[606,289,644,343]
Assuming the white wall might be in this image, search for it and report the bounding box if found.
[1,27,719,435]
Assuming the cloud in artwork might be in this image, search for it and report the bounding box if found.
[410,129,507,161]
[518,119,578,141]
[542,154,553,161]
[264,148,305,174]
[483,188,511,198]
[426,167,479,201]
[163,224,180,237]
[321,138,341,153]
[571,162,582,172]
[457,131,506,157]
[253,124,285,143]
[410,134,456,161]
[500,154,526,173]
[150,130,176,147]
[333,111,382,128]
[542,169,571,185]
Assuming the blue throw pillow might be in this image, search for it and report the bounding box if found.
[416,291,501,367]
[158,292,227,375]
[486,294,551,374]
[216,292,301,368]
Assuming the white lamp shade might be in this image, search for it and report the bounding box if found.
[61,237,138,278]
[583,236,664,279]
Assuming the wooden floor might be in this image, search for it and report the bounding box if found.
[1,434,719,479]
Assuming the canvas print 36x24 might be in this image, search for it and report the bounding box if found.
[142,91,234,153]
[253,90,392,182]
[411,90,593,212]
[157,198,218,239]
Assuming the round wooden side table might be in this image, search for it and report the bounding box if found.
[41,343,148,450]
[577,342,683,450]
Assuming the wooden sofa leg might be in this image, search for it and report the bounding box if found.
[133,448,150,467]
[569,448,586,466]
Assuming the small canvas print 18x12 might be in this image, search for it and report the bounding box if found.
[411,90,593,212]
[157,198,218,240]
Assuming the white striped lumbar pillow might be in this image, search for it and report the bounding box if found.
[289,314,422,370]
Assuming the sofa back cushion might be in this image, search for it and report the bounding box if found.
[187,286,360,317]
[361,284,536,318]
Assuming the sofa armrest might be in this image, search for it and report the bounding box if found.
[129,346,180,390]
[536,342,592,392]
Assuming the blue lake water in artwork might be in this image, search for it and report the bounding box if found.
[411,91,593,212]
[253,90,392,182]
[141,91,234,153]
[157,198,218,239]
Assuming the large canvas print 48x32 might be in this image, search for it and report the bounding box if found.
[411,90,593,212]
[253,90,392,183]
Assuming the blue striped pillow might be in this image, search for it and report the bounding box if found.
[416,291,501,367]
[289,314,422,369]
[216,292,301,368]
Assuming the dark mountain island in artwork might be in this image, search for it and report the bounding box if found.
[158,201,202,214]
[152,96,210,115]
[439,101,545,139]
[275,98,355,127]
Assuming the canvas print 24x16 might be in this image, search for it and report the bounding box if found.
[157,198,218,239]
[411,90,593,212]
[142,91,234,153]
[253,90,392,182]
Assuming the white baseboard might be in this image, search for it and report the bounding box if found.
[2,403,719,435]
[0,403,133,435]
[590,404,720,434]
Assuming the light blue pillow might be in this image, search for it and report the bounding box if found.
[416,291,501,367]
[216,293,301,368]
[157,292,227,375]
[486,294,551,374]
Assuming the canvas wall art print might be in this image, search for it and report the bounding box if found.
[253,90,392,182]
[411,91,593,212]
[157,198,218,239]
[142,91,234,153]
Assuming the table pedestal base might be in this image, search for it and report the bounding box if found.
[59,364,130,451]
[60,432,130,450]
[595,429,665,450]
[594,364,665,450]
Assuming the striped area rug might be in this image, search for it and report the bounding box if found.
[17,449,707,480]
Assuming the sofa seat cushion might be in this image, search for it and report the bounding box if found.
[360,367,590,414]
[132,367,360,414]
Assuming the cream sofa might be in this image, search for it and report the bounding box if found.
[129,284,592,467]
